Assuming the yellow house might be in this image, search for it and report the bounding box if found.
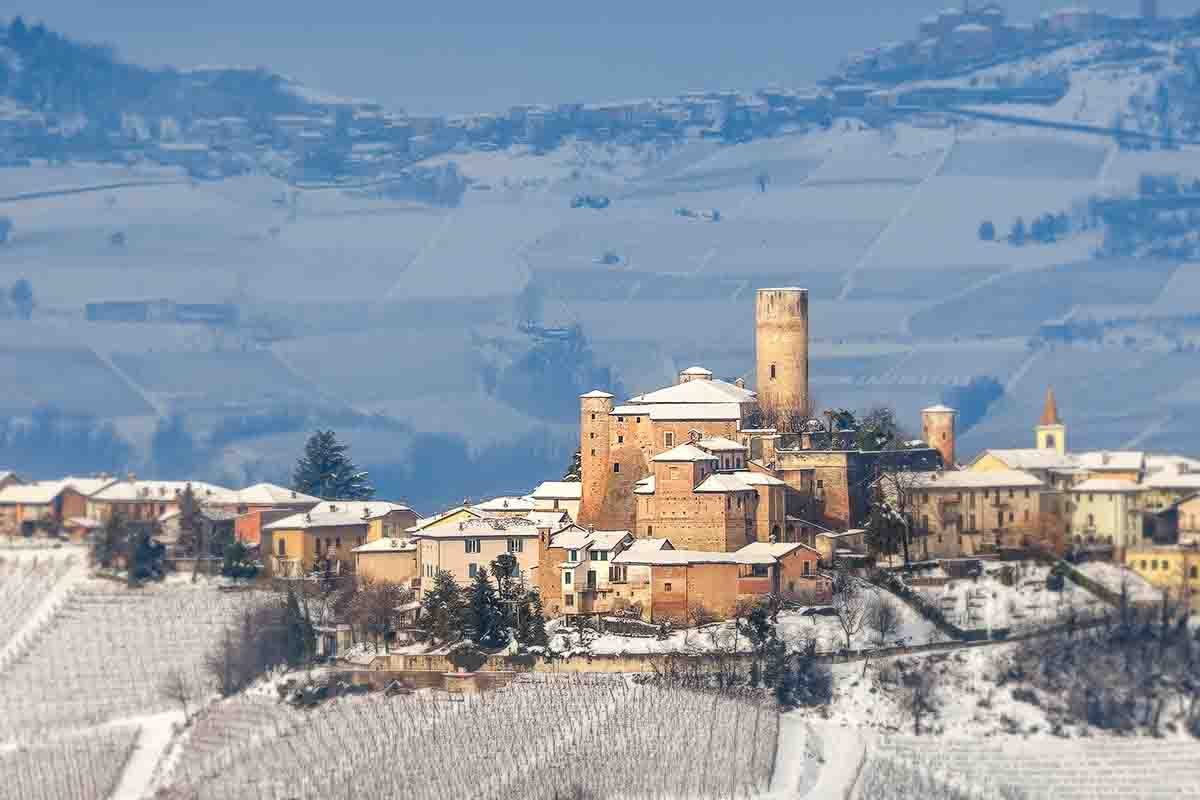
[1125,545,1200,610]
[264,501,417,578]
[352,537,419,584]
[413,516,541,597]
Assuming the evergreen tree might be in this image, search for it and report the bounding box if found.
[292,429,374,500]
[466,566,505,647]
[90,513,125,569]
[490,552,520,631]
[522,592,549,648]
[1009,217,1027,246]
[417,570,466,644]
[978,219,996,241]
[562,448,582,481]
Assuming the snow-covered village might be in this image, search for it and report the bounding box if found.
[4,2,1200,799]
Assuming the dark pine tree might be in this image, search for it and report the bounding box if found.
[283,587,315,664]
[292,429,374,500]
[417,570,466,645]
[466,566,505,647]
[522,592,549,648]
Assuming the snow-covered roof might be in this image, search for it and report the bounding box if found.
[735,471,786,487]
[697,436,746,452]
[551,529,633,552]
[92,480,234,503]
[524,510,572,529]
[1144,473,1200,490]
[680,366,714,377]
[694,474,756,493]
[653,444,719,463]
[1077,451,1144,472]
[627,378,754,405]
[530,481,583,500]
[1145,455,1200,477]
[817,528,867,539]
[634,476,656,495]
[264,501,414,531]
[60,476,119,497]
[415,516,539,538]
[0,481,67,505]
[973,449,1076,471]
[626,538,673,553]
[219,483,321,507]
[922,404,957,414]
[580,390,615,399]
[1070,478,1143,494]
[473,495,535,513]
[352,537,417,554]
[735,541,820,562]
[911,469,1044,489]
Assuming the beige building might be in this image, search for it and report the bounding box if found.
[264,501,418,578]
[1066,478,1142,551]
[539,528,637,617]
[906,469,1048,557]
[352,537,419,584]
[414,516,541,597]
[87,479,234,524]
[1125,545,1199,610]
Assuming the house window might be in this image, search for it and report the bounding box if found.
[564,571,573,584]
[465,538,481,554]
[609,566,626,582]
[802,561,811,576]
[751,564,769,577]
[769,364,776,380]
[553,500,560,510]
[1141,560,1147,570]
[335,537,341,549]
[669,466,680,480]
[468,564,478,578]
[565,594,574,607]
[617,416,624,422]
[591,449,596,456]
[591,413,596,420]
[277,539,286,556]
[663,582,673,592]
[636,417,642,423]
[1087,514,1094,528]
[507,538,524,553]
[590,432,595,439]
[568,550,578,562]
[594,550,607,561]
[1191,566,1198,579]
[816,480,824,489]
[617,435,624,444]
[647,525,653,535]
[664,431,675,448]
[613,463,621,473]
[1024,489,1030,499]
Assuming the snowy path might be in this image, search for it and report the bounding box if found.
[768,717,866,799]
[106,710,185,800]
[0,555,85,673]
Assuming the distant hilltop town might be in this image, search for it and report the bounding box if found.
[4,288,1199,626]
[0,3,1195,183]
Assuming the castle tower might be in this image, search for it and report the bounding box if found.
[1036,386,1066,456]
[577,390,614,526]
[755,288,809,416]
[922,404,958,468]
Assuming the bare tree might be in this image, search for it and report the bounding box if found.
[348,578,411,653]
[866,594,902,647]
[832,580,867,650]
[160,667,195,720]
[903,668,938,735]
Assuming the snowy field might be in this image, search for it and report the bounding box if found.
[912,562,1104,635]
[1,724,141,800]
[163,677,777,800]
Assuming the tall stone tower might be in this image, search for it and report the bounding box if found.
[1036,387,1066,456]
[577,390,614,526]
[922,404,958,468]
[755,288,809,416]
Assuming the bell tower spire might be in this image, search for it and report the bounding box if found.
[1036,387,1066,455]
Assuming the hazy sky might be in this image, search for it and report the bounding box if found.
[17,1,1192,114]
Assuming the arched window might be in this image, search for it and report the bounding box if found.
[1044,434,1056,449]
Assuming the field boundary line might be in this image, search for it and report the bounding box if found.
[0,556,84,673]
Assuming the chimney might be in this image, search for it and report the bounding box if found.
[735,377,745,389]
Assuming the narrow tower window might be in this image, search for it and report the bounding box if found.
[769,364,776,380]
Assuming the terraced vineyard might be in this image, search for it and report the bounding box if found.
[164,677,778,800]
[868,736,1200,799]
[0,584,262,734]
[0,725,139,800]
